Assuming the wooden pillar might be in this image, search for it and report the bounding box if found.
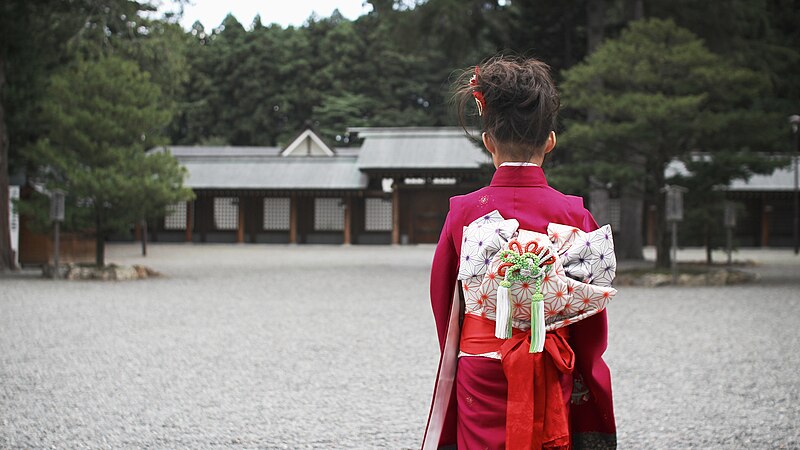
[151,212,159,242]
[407,197,415,244]
[646,204,657,246]
[392,184,400,245]
[185,200,193,242]
[134,222,142,241]
[761,201,771,247]
[201,196,207,243]
[237,196,245,243]
[289,193,298,244]
[250,196,259,243]
[343,196,352,245]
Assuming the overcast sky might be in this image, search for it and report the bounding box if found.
[169,0,374,30]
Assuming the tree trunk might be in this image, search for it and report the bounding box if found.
[589,177,611,226]
[141,219,147,256]
[585,0,609,227]
[627,0,645,21]
[611,1,648,263]
[0,54,14,271]
[617,182,645,260]
[95,212,105,267]
[586,0,606,53]
[617,152,646,260]
[563,8,573,67]
[653,160,671,268]
[655,194,670,268]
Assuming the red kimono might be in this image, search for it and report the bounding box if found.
[423,165,616,449]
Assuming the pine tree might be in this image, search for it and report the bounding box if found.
[560,18,780,267]
[21,55,193,266]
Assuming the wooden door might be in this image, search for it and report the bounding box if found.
[405,190,452,244]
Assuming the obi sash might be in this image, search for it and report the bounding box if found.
[461,314,574,449]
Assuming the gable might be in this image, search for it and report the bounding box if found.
[281,129,335,157]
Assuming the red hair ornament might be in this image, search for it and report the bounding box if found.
[469,66,486,116]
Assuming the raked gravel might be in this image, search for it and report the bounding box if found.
[1,244,798,449]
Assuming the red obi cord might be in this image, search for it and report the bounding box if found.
[460,314,575,449]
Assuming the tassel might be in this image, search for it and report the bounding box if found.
[495,280,513,339]
[530,293,545,353]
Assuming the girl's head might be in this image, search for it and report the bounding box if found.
[454,56,560,165]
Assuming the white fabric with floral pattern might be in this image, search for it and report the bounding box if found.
[456,211,519,280]
[458,211,618,335]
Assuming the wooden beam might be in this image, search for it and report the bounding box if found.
[646,204,656,246]
[185,200,193,242]
[237,197,245,243]
[200,197,207,243]
[343,197,352,245]
[151,210,159,242]
[392,184,400,245]
[761,200,770,247]
[289,193,298,244]
[407,198,414,245]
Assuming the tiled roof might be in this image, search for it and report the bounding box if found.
[180,157,367,190]
[667,157,797,192]
[349,127,490,170]
[154,146,283,158]
[729,158,797,191]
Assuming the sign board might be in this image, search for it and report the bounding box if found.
[9,186,19,267]
[724,202,737,228]
[50,189,65,222]
[665,185,688,222]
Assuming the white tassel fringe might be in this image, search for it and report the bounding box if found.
[530,300,546,353]
[495,284,512,339]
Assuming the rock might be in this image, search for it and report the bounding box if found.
[614,268,756,287]
[638,273,672,287]
[727,270,758,284]
[133,265,149,278]
[133,265,161,278]
[112,266,138,281]
[707,270,728,285]
[41,263,159,281]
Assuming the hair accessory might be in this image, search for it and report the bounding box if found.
[469,66,486,116]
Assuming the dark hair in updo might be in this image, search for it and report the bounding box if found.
[454,55,560,161]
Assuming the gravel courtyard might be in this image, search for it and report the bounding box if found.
[1,244,798,449]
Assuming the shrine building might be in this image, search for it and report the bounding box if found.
[13,128,798,267]
[145,127,491,245]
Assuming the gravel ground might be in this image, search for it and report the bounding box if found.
[1,244,798,449]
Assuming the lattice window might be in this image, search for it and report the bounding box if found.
[214,197,238,230]
[164,202,187,230]
[263,197,291,230]
[365,198,393,231]
[314,198,344,231]
[608,198,621,231]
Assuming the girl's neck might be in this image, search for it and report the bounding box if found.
[499,161,539,167]
[494,156,544,168]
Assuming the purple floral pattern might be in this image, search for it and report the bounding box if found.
[459,212,618,331]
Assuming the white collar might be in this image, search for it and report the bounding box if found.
[499,162,539,167]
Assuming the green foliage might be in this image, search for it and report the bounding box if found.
[21,55,194,265]
[2,0,191,176]
[169,4,461,146]
[3,0,799,271]
[559,18,785,265]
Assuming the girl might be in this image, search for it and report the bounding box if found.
[422,56,616,450]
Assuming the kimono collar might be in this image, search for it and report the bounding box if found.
[490,164,549,187]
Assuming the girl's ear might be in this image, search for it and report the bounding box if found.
[482,132,497,156]
[543,131,556,155]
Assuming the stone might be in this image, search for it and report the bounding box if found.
[40,263,158,281]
